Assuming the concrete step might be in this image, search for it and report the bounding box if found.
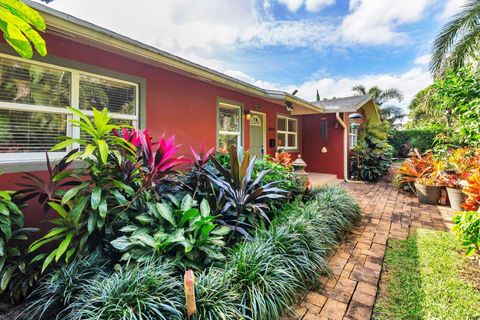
[308,172,343,187]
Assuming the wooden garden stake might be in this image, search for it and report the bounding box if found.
[184,270,196,318]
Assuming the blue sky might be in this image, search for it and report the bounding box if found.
[34,0,465,109]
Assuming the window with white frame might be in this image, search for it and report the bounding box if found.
[0,54,139,163]
[349,124,359,149]
[277,115,297,150]
[217,102,242,151]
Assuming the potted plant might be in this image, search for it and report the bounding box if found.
[444,173,468,210]
[415,176,442,205]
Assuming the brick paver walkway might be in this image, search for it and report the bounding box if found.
[287,182,453,320]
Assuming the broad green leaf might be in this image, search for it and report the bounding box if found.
[156,203,175,226]
[0,265,16,291]
[87,214,96,234]
[98,198,107,219]
[200,199,210,217]
[0,191,11,201]
[131,234,155,248]
[70,196,88,223]
[82,144,96,159]
[111,236,134,251]
[41,250,57,273]
[97,140,109,164]
[112,190,127,205]
[135,214,152,225]
[90,187,101,210]
[212,226,231,236]
[61,182,88,205]
[55,232,73,262]
[48,202,68,218]
[181,194,194,211]
[1,0,46,31]
[50,139,83,152]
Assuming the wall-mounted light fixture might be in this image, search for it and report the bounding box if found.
[245,110,251,121]
[285,101,294,112]
[348,113,363,120]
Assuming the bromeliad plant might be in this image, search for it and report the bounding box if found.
[206,145,287,240]
[111,194,230,270]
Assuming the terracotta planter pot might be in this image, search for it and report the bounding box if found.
[415,183,441,205]
[446,187,466,211]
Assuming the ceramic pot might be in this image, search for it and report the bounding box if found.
[415,183,441,205]
[446,187,466,211]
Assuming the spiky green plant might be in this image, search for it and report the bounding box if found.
[226,238,300,320]
[305,185,361,240]
[263,216,329,288]
[23,255,108,320]
[65,258,183,320]
[193,268,243,320]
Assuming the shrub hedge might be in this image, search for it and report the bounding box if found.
[23,185,361,320]
[388,129,439,158]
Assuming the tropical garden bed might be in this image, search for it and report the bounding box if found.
[0,107,361,320]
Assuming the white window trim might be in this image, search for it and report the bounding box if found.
[349,126,358,149]
[277,115,298,150]
[0,53,139,164]
[217,101,242,149]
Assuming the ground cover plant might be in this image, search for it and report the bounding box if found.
[373,228,480,320]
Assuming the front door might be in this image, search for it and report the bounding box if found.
[249,113,265,157]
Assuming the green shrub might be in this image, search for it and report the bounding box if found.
[350,121,393,182]
[111,195,230,270]
[0,190,39,303]
[24,255,108,319]
[65,258,183,320]
[452,211,480,256]
[253,157,298,194]
[193,268,243,320]
[226,237,300,319]
[388,129,438,158]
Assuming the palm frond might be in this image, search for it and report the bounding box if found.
[430,0,480,76]
[352,84,367,95]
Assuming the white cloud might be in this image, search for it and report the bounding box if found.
[277,0,335,12]
[438,0,466,20]
[221,67,432,111]
[414,54,432,65]
[289,67,432,109]
[340,0,433,45]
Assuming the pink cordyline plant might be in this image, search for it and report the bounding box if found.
[114,128,187,186]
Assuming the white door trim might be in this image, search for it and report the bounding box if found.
[250,111,267,156]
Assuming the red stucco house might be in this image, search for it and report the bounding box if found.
[0,3,379,225]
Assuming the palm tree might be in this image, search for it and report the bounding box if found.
[351,85,404,106]
[430,0,480,77]
[352,85,405,125]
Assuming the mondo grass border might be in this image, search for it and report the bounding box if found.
[200,184,362,320]
[37,185,361,320]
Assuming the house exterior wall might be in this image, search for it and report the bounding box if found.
[0,33,301,226]
[301,113,345,179]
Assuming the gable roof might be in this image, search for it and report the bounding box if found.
[312,95,381,123]
[312,95,372,112]
[25,1,322,115]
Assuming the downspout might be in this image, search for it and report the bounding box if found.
[335,112,364,184]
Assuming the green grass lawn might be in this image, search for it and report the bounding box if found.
[373,228,480,320]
